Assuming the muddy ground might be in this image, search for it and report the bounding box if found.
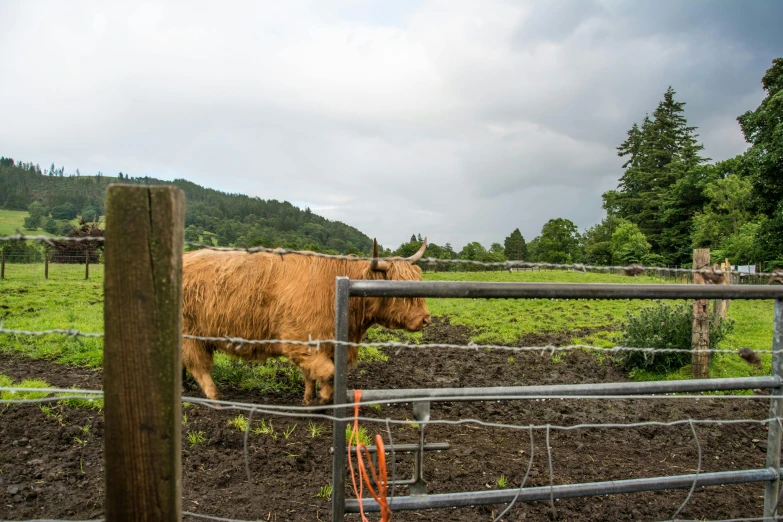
[0,318,773,521]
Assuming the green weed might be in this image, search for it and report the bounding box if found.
[187,431,206,446]
[227,414,249,432]
[346,425,372,446]
[252,419,276,438]
[496,474,508,488]
[308,421,325,438]
[283,424,297,440]
[315,484,333,499]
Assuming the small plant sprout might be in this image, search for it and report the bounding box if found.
[315,484,333,499]
[496,474,508,489]
[39,405,53,417]
[182,413,188,425]
[405,418,420,430]
[368,403,382,412]
[507,357,515,364]
[187,430,206,446]
[346,425,372,446]
[252,419,276,438]
[283,424,297,440]
[80,424,91,434]
[307,421,324,438]
[227,414,248,431]
[73,436,85,445]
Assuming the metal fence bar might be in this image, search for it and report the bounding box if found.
[764,299,783,518]
[348,280,783,300]
[331,276,350,521]
[350,376,780,403]
[346,468,779,513]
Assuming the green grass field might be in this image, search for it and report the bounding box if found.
[0,263,776,389]
[0,210,42,236]
[0,209,104,237]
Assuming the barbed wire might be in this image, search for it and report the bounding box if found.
[0,233,104,247]
[0,327,776,360]
[1,232,779,278]
[2,386,781,422]
[0,508,777,522]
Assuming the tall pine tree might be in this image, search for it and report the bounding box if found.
[603,86,706,261]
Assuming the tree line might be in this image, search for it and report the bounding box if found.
[0,164,374,256]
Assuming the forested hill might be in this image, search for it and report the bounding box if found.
[0,158,373,254]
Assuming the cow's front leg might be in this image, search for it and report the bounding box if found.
[318,377,334,406]
[302,371,318,406]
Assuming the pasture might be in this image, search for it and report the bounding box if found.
[0,263,777,520]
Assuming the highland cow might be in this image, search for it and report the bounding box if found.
[181,239,431,405]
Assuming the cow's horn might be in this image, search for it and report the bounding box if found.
[407,237,427,263]
[369,238,389,272]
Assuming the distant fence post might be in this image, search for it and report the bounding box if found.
[44,247,49,280]
[1,247,5,280]
[692,248,710,379]
[104,184,185,522]
[714,258,731,323]
[85,248,89,280]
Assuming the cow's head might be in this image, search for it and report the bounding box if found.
[362,238,431,332]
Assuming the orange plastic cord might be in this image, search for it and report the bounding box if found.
[348,389,392,521]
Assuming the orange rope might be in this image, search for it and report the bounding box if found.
[348,389,392,521]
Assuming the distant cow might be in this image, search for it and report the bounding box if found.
[181,239,431,405]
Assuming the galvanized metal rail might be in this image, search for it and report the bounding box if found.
[331,279,783,520]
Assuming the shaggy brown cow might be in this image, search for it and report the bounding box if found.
[181,239,431,405]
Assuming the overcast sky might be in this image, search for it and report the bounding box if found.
[1,1,781,251]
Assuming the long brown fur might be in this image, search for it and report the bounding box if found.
[181,249,431,405]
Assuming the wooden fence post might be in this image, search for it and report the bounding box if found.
[104,184,185,522]
[692,248,710,379]
[1,247,5,280]
[85,247,89,280]
[45,248,49,280]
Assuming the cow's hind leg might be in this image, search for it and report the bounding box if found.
[183,338,220,400]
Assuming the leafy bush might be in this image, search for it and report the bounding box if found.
[51,202,78,220]
[619,301,734,373]
[81,206,99,222]
[2,241,44,263]
[23,215,41,230]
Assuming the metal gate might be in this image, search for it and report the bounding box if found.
[331,277,783,519]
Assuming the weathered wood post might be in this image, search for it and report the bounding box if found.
[1,247,5,280]
[85,247,90,280]
[692,248,710,379]
[104,184,185,522]
[44,247,49,280]
[713,258,731,323]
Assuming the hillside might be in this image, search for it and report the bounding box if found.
[0,157,373,254]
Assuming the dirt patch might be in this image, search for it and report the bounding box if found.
[0,334,773,521]
[517,325,618,347]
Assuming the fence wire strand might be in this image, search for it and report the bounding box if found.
[2,232,780,277]
[493,426,535,522]
[672,419,703,520]
[2,327,780,360]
